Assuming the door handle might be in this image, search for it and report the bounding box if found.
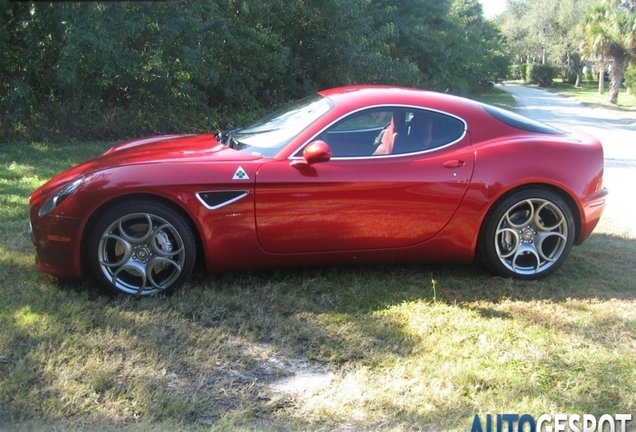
[443,160,465,168]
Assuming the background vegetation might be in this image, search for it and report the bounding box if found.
[497,0,636,104]
[0,0,509,143]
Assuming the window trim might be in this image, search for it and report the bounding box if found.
[289,104,468,160]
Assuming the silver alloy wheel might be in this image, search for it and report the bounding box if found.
[494,198,568,275]
[97,212,186,295]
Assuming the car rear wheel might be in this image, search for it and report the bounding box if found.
[479,188,575,280]
[88,200,196,296]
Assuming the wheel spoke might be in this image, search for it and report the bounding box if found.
[505,199,534,229]
[146,256,182,289]
[99,234,133,267]
[496,227,520,259]
[111,261,147,294]
[535,231,567,262]
[511,243,540,273]
[534,201,565,232]
[118,213,153,244]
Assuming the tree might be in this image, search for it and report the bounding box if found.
[498,0,596,85]
[498,0,542,65]
[551,0,598,87]
[1,0,511,142]
[581,0,636,104]
[447,0,511,91]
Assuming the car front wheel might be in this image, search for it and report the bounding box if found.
[88,200,196,296]
[479,188,575,280]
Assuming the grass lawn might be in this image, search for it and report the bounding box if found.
[548,81,636,112]
[466,86,516,109]
[1,138,635,431]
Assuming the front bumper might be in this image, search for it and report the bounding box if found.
[30,201,84,279]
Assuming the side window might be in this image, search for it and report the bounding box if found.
[296,107,465,158]
[425,111,466,149]
[314,108,394,157]
[383,109,466,155]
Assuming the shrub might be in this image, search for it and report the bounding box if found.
[624,63,636,91]
[526,63,557,87]
[509,64,528,81]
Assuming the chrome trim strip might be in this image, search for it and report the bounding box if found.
[196,191,249,210]
[290,137,467,161]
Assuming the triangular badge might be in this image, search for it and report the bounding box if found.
[232,166,249,180]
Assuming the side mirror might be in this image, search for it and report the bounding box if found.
[291,140,332,168]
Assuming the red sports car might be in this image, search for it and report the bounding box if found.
[29,86,607,296]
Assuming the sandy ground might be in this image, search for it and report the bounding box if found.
[497,83,636,238]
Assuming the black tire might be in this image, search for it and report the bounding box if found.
[88,200,196,296]
[479,188,575,280]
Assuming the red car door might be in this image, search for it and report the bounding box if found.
[254,137,475,254]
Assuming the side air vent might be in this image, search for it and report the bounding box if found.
[196,191,249,210]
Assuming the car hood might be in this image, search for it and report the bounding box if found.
[36,134,262,197]
[102,134,262,164]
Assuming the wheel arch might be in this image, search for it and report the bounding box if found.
[479,183,582,248]
[475,183,580,277]
[79,193,206,278]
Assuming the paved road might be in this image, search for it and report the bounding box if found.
[497,84,636,237]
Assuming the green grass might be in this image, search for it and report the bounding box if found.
[466,86,516,109]
[1,141,635,431]
[548,81,636,111]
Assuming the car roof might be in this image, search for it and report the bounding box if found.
[317,85,482,118]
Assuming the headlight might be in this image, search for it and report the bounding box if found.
[38,177,83,217]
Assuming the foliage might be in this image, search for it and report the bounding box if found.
[498,0,597,87]
[509,63,527,80]
[444,0,511,92]
[0,0,511,143]
[625,62,636,89]
[526,63,557,87]
[580,0,636,104]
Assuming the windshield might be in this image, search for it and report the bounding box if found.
[230,95,333,157]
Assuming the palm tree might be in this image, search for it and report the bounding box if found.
[581,0,636,104]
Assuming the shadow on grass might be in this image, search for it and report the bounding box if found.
[1,231,635,430]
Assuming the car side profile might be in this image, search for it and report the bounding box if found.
[29,86,607,296]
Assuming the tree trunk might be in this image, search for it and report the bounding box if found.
[542,47,547,65]
[574,58,583,88]
[609,56,629,105]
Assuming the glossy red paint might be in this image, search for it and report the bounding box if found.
[29,86,607,295]
[255,137,475,253]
